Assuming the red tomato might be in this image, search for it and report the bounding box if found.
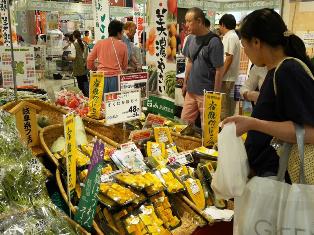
[57,97,66,106]
[68,98,79,109]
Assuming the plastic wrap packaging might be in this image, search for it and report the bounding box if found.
[0,88,49,106]
[0,110,83,234]
[0,204,78,235]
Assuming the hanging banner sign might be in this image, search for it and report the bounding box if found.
[0,47,37,88]
[146,0,177,100]
[75,140,104,231]
[104,89,141,125]
[203,92,222,147]
[92,0,110,41]
[88,71,105,119]
[0,0,11,47]
[119,72,148,98]
[64,113,77,191]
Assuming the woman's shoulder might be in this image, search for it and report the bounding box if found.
[276,58,314,87]
[278,58,310,75]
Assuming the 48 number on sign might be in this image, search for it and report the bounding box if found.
[129,106,139,117]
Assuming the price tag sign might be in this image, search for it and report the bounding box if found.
[64,113,77,191]
[104,89,141,125]
[88,71,105,119]
[119,72,148,99]
[203,92,222,147]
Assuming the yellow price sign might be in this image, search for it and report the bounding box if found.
[64,113,77,191]
[88,71,105,119]
[203,92,222,147]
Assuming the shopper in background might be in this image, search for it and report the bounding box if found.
[87,20,128,93]
[223,8,314,178]
[83,31,91,44]
[181,7,224,124]
[122,21,140,72]
[62,34,75,59]
[219,14,241,120]
[240,65,268,103]
[68,30,89,97]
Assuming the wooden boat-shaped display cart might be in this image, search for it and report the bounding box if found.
[40,124,122,234]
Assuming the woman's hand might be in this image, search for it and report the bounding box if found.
[222,115,258,136]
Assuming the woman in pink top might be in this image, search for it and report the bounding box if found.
[87,20,128,93]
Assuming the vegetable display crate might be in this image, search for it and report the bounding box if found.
[1,99,67,126]
[39,124,119,167]
[56,167,208,235]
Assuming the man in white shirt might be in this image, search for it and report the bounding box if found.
[219,14,240,120]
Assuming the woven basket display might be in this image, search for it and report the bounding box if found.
[1,99,67,126]
[85,121,202,151]
[171,132,202,152]
[39,124,119,167]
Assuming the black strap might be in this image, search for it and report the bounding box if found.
[192,32,219,62]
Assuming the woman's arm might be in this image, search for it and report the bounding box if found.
[223,115,314,144]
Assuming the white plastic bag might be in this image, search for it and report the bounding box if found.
[233,177,289,235]
[211,123,249,199]
[281,183,314,233]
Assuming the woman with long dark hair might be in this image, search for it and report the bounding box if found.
[223,8,314,178]
[68,30,89,97]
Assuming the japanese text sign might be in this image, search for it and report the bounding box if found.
[146,0,177,100]
[64,113,77,191]
[0,47,37,88]
[88,71,105,119]
[146,95,174,119]
[203,92,222,147]
[88,139,105,172]
[92,0,110,41]
[119,72,148,99]
[104,89,141,125]
[74,142,104,230]
[9,101,40,147]
[0,1,10,46]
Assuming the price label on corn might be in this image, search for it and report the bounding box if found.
[64,113,77,191]
[203,92,222,147]
[88,71,105,119]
